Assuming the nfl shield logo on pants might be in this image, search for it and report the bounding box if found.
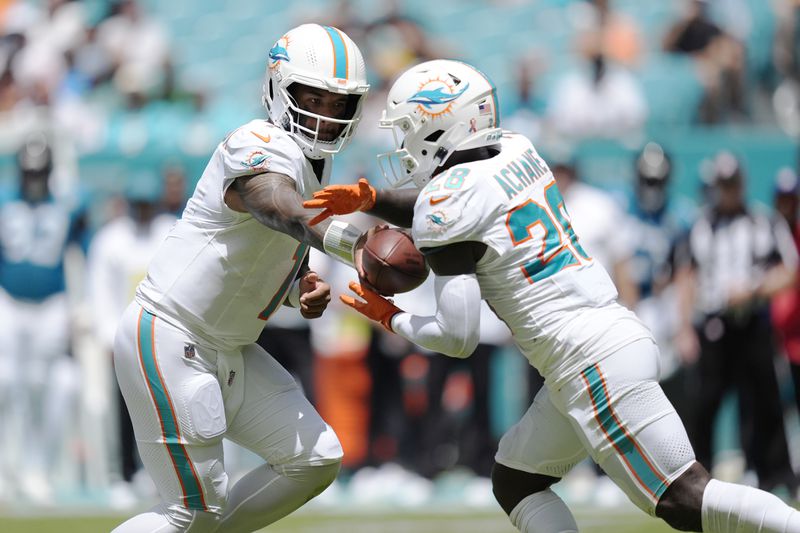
[184,344,196,359]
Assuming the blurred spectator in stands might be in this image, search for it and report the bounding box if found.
[0,69,21,112]
[5,1,77,102]
[589,0,643,68]
[663,0,747,123]
[676,152,798,494]
[159,163,188,217]
[0,132,85,503]
[320,0,364,40]
[363,0,441,90]
[770,167,800,418]
[503,54,545,144]
[773,0,800,82]
[97,0,171,102]
[552,160,638,308]
[622,142,696,424]
[87,173,176,508]
[546,29,647,140]
[71,26,115,90]
[0,5,31,114]
[176,86,219,156]
[772,0,800,137]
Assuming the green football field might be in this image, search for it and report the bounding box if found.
[0,507,677,532]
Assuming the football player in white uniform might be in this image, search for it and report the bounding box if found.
[304,60,800,533]
[112,24,399,533]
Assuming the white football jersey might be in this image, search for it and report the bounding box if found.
[137,120,331,352]
[412,133,652,386]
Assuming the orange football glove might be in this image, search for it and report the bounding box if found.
[303,178,377,226]
[340,281,403,332]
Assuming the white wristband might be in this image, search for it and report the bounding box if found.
[286,277,302,308]
[322,220,361,268]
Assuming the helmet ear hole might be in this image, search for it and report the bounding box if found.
[424,130,444,142]
[269,79,274,101]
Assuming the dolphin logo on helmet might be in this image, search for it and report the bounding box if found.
[268,35,290,71]
[407,83,469,109]
[268,43,289,63]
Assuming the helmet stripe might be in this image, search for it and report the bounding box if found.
[323,25,349,80]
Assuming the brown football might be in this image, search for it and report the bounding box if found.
[361,227,429,296]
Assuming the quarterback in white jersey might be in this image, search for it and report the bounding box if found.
[305,60,800,533]
[111,24,389,533]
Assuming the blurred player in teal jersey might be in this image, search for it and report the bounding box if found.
[0,132,85,503]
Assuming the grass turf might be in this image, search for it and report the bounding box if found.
[0,507,677,532]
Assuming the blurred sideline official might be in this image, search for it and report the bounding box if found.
[676,152,799,494]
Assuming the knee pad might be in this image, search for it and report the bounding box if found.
[492,462,561,515]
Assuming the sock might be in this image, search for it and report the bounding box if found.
[214,461,340,533]
[509,489,579,533]
[702,479,800,533]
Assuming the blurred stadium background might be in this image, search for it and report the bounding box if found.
[0,0,798,531]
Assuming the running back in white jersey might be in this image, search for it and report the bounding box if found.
[412,132,652,385]
[137,119,331,352]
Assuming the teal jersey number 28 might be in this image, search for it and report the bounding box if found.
[505,182,590,283]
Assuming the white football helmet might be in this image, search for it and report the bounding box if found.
[377,59,502,188]
[263,24,369,159]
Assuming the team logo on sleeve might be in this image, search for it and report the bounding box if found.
[407,78,469,118]
[425,209,455,234]
[243,150,270,171]
[268,35,291,70]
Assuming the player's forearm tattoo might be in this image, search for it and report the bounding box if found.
[234,173,329,251]
[372,188,419,228]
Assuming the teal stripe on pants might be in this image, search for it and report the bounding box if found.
[582,364,668,500]
[138,310,207,510]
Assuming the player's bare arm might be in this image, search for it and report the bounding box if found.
[228,171,366,269]
[227,171,330,251]
[303,177,418,227]
[369,187,418,227]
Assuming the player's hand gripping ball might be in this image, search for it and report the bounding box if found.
[360,227,429,296]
